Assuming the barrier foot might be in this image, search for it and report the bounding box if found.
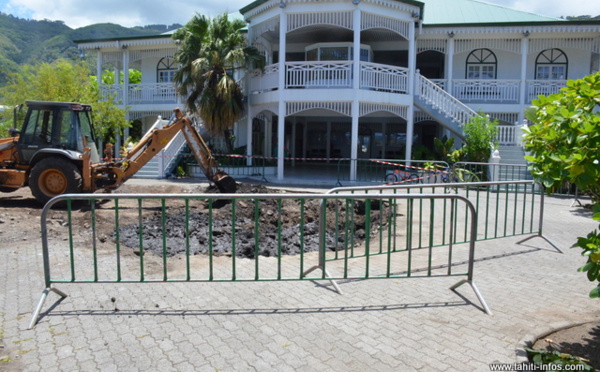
[302,265,343,295]
[450,279,492,315]
[516,234,563,254]
[28,286,68,329]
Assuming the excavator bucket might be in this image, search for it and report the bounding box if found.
[213,171,237,194]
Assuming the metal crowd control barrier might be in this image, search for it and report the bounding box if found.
[326,180,561,257]
[336,159,450,185]
[29,191,489,328]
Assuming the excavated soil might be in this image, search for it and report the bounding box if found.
[116,183,390,258]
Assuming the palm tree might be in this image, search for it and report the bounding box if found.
[172,13,264,153]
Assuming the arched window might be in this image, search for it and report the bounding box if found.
[535,49,568,80]
[466,48,497,79]
[157,57,176,83]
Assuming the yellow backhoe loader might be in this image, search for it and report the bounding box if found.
[0,101,236,204]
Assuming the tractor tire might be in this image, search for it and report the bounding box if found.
[29,157,82,205]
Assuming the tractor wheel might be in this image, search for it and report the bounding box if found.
[29,158,82,205]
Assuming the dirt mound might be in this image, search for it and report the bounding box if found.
[116,183,390,258]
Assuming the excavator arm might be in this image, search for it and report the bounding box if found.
[86,108,236,194]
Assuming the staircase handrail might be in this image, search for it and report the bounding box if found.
[415,72,477,126]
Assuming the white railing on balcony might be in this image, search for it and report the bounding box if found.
[249,64,279,94]
[100,85,124,103]
[128,83,178,104]
[452,79,520,103]
[286,61,353,88]
[527,80,566,102]
[360,62,409,93]
[416,73,477,127]
[496,125,517,145]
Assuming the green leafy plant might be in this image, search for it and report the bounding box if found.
[461,112,499,163]
[524,71,600,298]
[572,206,600,297]
[433,136,455,163]
[525,347,594,371]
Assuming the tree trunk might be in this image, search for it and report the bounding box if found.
[223,129,234,154]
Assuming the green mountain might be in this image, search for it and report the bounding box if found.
[0,12,181,85]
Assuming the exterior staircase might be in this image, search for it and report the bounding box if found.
[414,74,477,141]
[132,116,210,179]
[497,145,532,181]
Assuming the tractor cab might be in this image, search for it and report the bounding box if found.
[17,101,100,164]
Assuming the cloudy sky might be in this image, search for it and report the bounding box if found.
[0,0,599,29]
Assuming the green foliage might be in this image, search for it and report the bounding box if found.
[523,72,600,203]
[433,136,455,162]
[0,59,128,140]
[100,69,142,84]
[0,12,181,87]
[172,13,265,152]
[524,72,600,298]
[525,347,594,371]
[411,144,434,160]
[461,113,499,162]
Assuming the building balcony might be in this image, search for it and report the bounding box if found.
[249,61,410,94]
[100,83,179,106]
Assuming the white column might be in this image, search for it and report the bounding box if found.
[277,103,285,180]
[352,6,361,90]
[405,19,417,162]
[96,50,103,86]
[291,118,297,167]
[123,49,130,108]
[350,101,359,181]
[446,36,455,95]
[519,37,529,109]
[246,110,253,166]
[277,10,287,181]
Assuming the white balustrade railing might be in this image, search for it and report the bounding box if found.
[249,64,279,93]
[452,79,520,102]
[128,83,178,104]
[100,85,124,103]
[360,62,409,93]
[285,61,353,88]
[416,74,477,126]
[526,80,566,102]
[496,125,517,145]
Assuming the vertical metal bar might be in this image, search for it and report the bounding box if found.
[344,198,350,279]
[334,198,340,259]
[185,199,190,281]
[442,198,447,246]
[428,198,434,276]
[484,185,490,239]
[254,199,260,280]
[231,200,237,281]
[521,183,528,234]
[530,185,536,233]
[364,199,371,278]
[91,200,98,282]
[277,199,283,280]
[418,187,423,249]
[161,198,167,281]
[448,196,455,276]
[67,199,75,282]
[321,198,327,280]
[208,199,214,281]
[494,183,501,239]
[463,186,470,242]
[512,183,518,236]
[407,198,413,277]
[115,199,121,282]
[138,198,144,282]
[300,199,305,277]
[503,183,509,237]
[386,197,393,277]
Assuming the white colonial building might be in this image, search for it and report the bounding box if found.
[76,0,600,181]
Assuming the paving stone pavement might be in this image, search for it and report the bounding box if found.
[1,182,600,372]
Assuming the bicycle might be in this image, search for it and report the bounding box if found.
[384,169,421,184]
